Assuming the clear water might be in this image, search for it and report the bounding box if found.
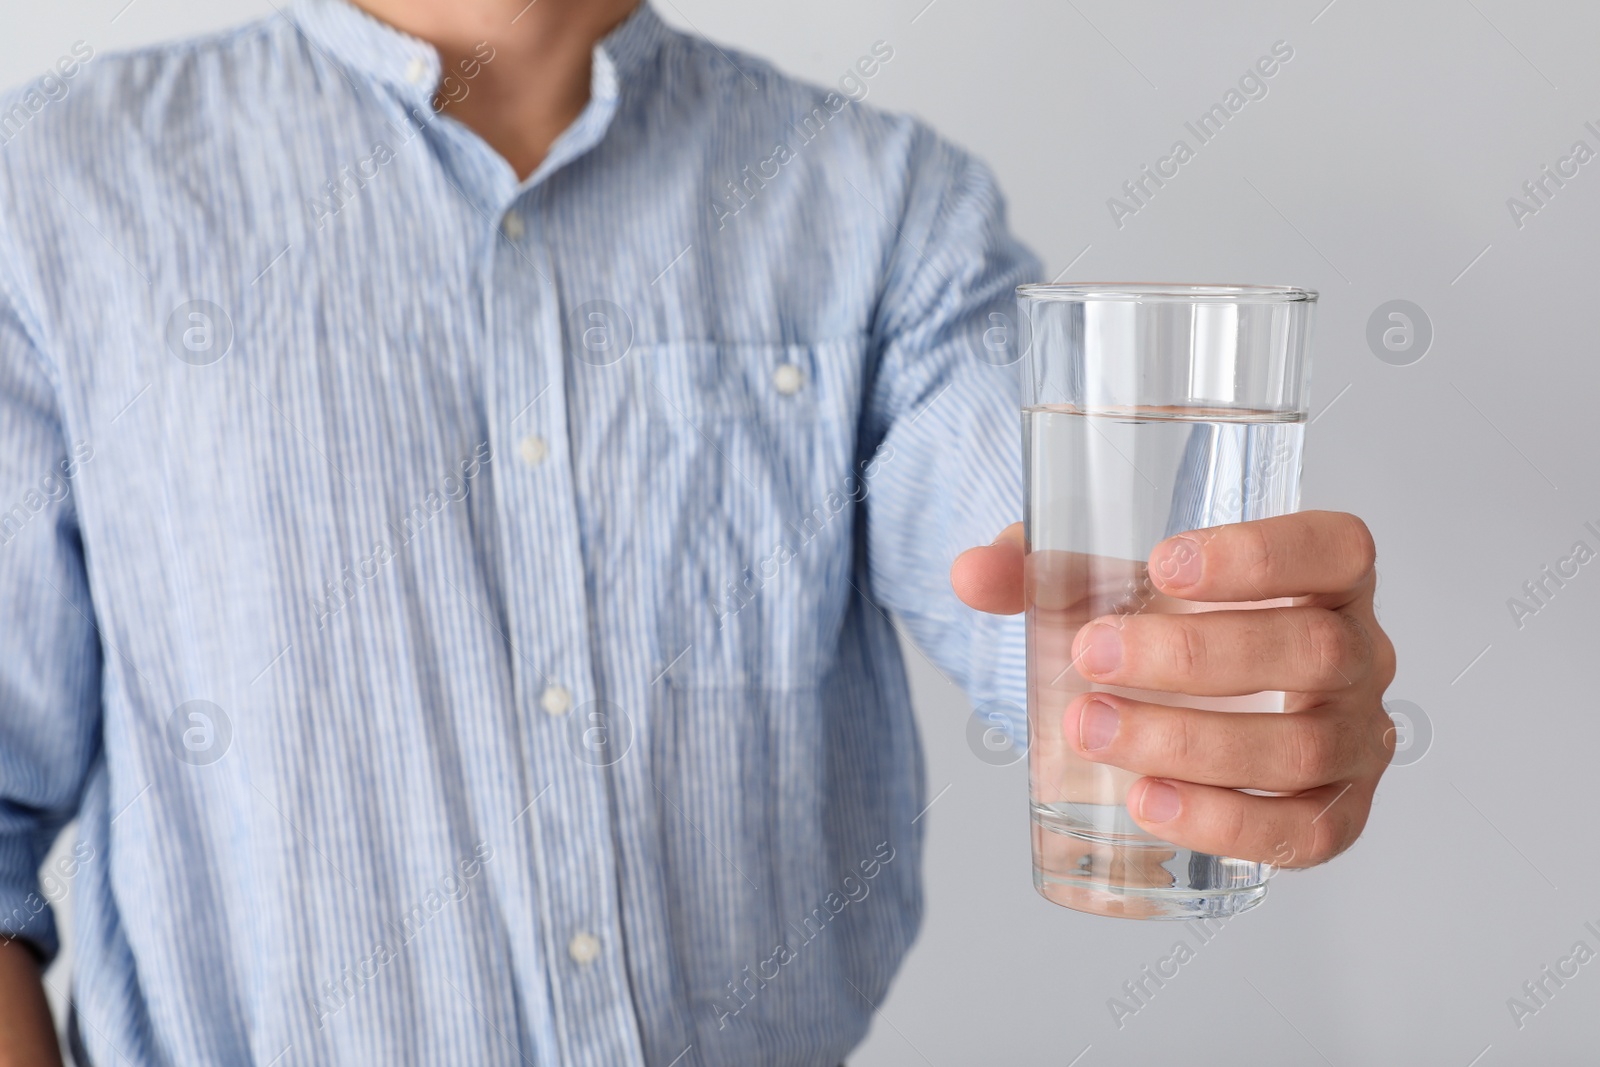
[1023,404,1305,919]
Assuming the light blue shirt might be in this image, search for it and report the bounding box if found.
[0,2,1036,1063]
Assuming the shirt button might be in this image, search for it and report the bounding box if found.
[501,213,526,240]
[568,931,601,965]
[405,57,430,86]
[540,684,572,717]
[517,434,548,467]
[772,362,805,395]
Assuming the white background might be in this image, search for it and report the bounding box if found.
[7,1,1600,1064]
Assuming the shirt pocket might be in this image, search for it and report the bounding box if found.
[634,336,867,691]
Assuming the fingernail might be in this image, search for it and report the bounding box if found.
[1153,536,1202,588]
[1138,780,1181,823]
[1078,624,1122,676]
[1078,699,1119,752]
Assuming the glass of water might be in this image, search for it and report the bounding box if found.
[1018,283,1317,920]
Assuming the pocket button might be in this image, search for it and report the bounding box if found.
[772,362,805,396]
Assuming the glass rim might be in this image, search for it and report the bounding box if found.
[1017,282,1318,304]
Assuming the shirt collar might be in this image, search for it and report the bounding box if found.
[288,0,670,108]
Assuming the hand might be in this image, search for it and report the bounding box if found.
[951,511,1397,869]
[0,938,63,1067]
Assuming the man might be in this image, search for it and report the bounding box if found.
[0,0,1396,1063]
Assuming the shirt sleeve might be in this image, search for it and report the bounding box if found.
[860,128,1041,745]
[0,215,103,963]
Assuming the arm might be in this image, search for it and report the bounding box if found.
[855,126,1397,866]
[0,937,61,1067]
[859,128,1040,735]
[0,200,102,1058]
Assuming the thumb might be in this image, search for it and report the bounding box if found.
[950,522,1025,615]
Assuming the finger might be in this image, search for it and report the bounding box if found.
[1126,776,1374,867]
[951,522,1024,615]
[1073,605,1374,695]
[1148,511,1377,606]
[1066,693,1392,792]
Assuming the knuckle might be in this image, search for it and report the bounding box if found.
[1340,514,1378,578]
[1301,788,1369,867]
[1307,800,1366,867]
[1211,797,1251,857]
[1156,709,1197,768]
[1304,612,1366,687]
[1372,708,1399,769]
[1165,618,1208,679]
[1242,522,1277,591]
[1304,808,1344,867]
[1373,629,1398,689]
[1284,716,1340,789]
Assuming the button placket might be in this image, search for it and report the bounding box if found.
[486,187,643,1064]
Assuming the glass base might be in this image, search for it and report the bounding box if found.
[1031,803,1271,920]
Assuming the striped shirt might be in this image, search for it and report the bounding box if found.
[0,1,1036,1063]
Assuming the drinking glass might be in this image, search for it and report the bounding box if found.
[1019,282,1317,919]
